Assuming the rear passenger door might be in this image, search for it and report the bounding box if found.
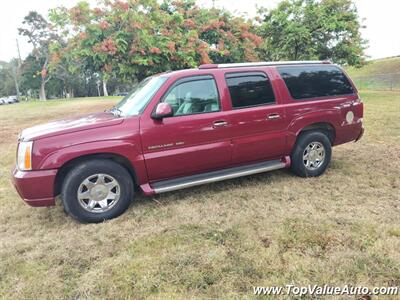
[224,71,287,165]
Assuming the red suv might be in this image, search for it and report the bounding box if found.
[12,61,364,223]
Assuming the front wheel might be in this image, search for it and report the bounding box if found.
[61,159,134,223]
[290,131,332,177]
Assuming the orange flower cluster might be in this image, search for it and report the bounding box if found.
[93,7,103,16]
[131,21,142,30]
[203,20,225,31]
[150,47,162,54]
[129,47,146,56]
[241,32,263,47]
[103,64,112,72]
[113,1,129,11]
[50,53,61,65]
[217,39,225,50]
[93,38,118,55]
[79,32,87,40]
[184,19,196,29]
[69,7,89,24]
[197,42,211,64]
[41,68,47,79]
[100,21,110,30]
[167,41,176,52]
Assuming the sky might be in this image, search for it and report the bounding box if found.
[0,0,399,62]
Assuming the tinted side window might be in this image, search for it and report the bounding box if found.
[277,65,355,100]
[163,77,220,116]
[225,72,275,108]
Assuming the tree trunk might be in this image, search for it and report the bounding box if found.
[102,79,109,97]
[39,56,49,101]
[97,83,101,97]
[39,79,46,100]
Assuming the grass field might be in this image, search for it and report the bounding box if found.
[0,92,399,299]
[346,57,400,91]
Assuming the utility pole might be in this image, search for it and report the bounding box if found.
[12,39,23,99]
[16,39,22,65]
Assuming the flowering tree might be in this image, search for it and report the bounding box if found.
[50,0,263,87]
[18,11,60,100]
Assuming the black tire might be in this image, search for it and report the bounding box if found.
[61,159,134,223]
[290,131,332,177]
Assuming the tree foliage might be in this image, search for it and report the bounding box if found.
[258,0,366,65]
[0,62,17,96]
[3,0,367,99]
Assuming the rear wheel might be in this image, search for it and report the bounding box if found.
[61,159,134,223]
[291,131,332,177]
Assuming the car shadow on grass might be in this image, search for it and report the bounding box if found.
[39,168,306,225]
[133,169,293,205]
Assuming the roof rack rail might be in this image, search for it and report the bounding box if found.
[199,60,331,69]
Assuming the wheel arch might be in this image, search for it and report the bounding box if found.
[297,122,336,145]
[53,153,138,197]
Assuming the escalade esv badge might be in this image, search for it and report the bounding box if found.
[148,141,185,150]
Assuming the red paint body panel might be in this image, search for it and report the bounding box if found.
[33,116,149,186]
[12,63,364,207]
[268,66,363,151]
[21,112,123,141]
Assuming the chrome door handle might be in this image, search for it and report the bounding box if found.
[267,113,280,120]
[213,120,228,128]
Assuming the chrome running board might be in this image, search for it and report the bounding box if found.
[151,159,286,194]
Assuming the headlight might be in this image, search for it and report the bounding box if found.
[17,141,33,171]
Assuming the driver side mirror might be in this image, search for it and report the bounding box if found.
[152,102,173,120]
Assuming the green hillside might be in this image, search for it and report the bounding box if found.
[346,56,400,91]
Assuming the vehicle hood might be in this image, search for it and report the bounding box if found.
[20,112,124,141]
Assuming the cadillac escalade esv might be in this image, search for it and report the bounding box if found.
[12,61,364,223]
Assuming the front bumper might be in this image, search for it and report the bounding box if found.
[12,168,57,207]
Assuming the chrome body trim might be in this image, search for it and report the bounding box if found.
[152,160,286,194]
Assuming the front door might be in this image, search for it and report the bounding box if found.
[140,75,232,181]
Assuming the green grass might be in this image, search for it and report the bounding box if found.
[346,57,400,91]
[0,91,399,299]
[18,95,122,104]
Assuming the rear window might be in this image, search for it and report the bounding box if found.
[277,65,355,100]
[225,72,275,108]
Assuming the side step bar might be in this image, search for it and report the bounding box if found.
[151,158,288,194]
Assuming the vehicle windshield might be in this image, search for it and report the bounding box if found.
[112,76,167,116]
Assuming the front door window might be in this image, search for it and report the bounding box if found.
[163,76,220,116]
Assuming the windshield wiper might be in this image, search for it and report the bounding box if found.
[105,107,123,117]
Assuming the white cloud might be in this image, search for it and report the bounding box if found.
[0,0,398,61]
[354,0,400,59]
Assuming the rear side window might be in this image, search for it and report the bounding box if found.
[225,72,275,108]
[277,65,355,100]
